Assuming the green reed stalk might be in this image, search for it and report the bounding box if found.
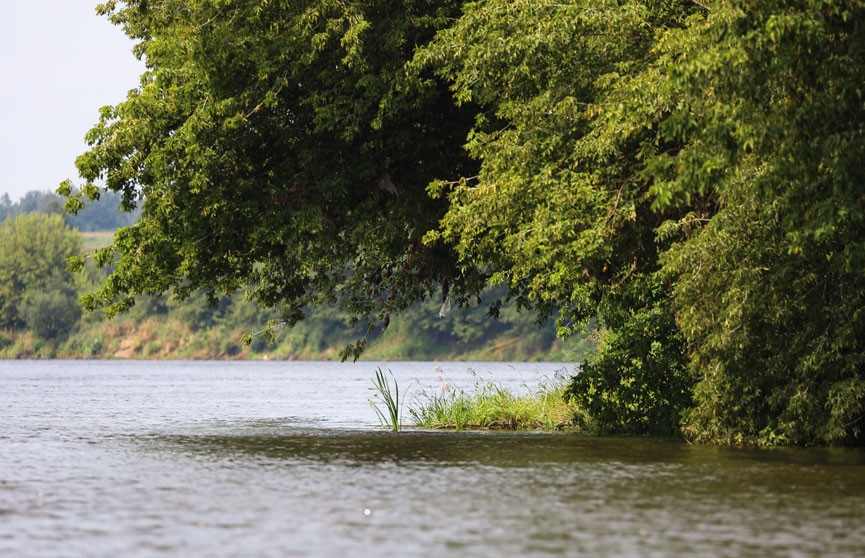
[369,367,401,431]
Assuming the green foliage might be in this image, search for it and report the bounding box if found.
[18,276,82,340]
[0,199,566,357]
[663,182,865,445]
[0,262,574,361]
[417,0,865,444]
[414,0,700,434]
[70,0,480,334]
[0,213,82,330]
[648,1,865,445]
[415,0,700,327]
[568,295,690,435]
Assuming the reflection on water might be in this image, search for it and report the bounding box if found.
[142,428,768,467]
[1,360,864,557]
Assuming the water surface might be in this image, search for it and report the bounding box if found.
[1,360,863,557]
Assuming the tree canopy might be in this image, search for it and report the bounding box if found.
[67,0,865,445]
[64,0,481,359]
[0,213,82,337]
[656,1,865,445]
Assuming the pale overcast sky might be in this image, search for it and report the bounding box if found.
[0,1,144,202]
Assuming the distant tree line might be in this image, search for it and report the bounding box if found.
[0,190,139,231]
[0,199,577,360]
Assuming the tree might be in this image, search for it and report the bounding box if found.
[416,0,865,443]
[63,0,479,359]
[66,0,865,444]
[18,275,82,340]
[0,213,82,333]
[651,1,865,445]
[414,0,701,433]
[16,190,65,216]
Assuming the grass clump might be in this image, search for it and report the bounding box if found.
[409,372,580,431]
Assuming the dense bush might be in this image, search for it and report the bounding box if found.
[18,279,82,340]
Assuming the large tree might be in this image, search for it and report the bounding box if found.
[64,0,479,359]
[653,1,865,445]
[67,0,865,444]
[415,0,865,443]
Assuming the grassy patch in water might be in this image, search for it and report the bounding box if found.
[409,372,581,431]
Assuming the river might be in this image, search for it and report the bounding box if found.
[1,360,863,557]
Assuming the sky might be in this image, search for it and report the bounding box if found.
[0,2,145,202]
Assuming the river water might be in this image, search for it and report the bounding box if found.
[1,360,863,557]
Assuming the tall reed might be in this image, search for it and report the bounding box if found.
[369,367,401,431]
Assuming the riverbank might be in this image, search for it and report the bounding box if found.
[0,312,589,362]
